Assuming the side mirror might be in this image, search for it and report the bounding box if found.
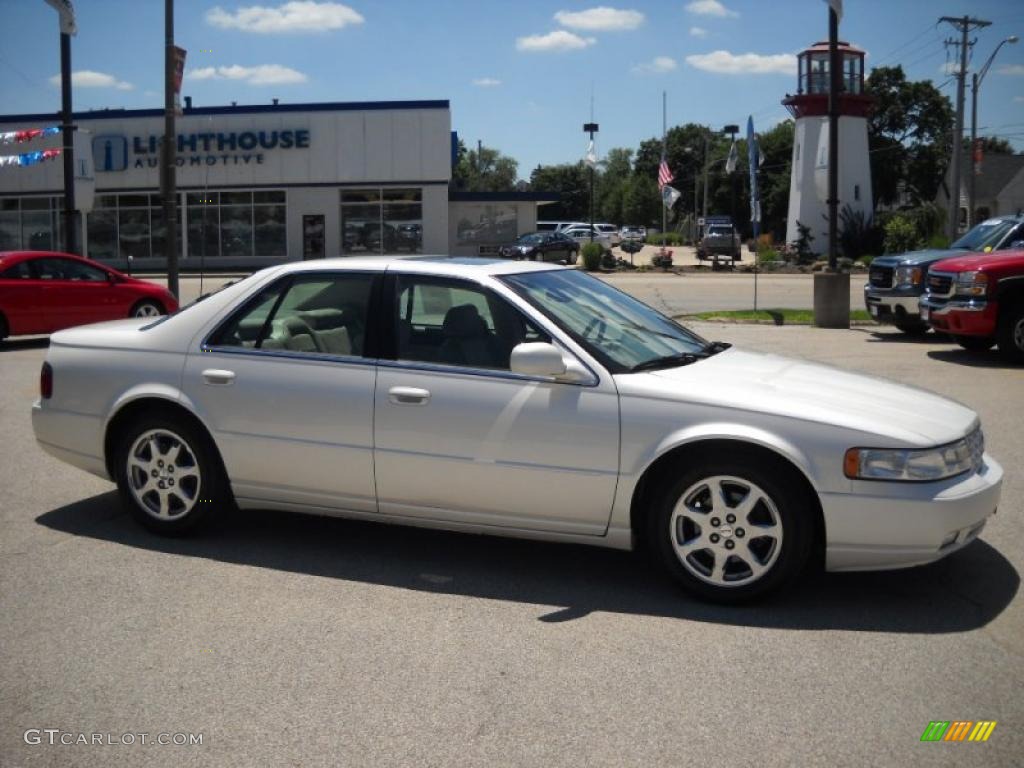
[510,342,566,377]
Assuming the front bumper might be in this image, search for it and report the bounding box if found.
[919,296,997,336]
[822,455,1002,571]
[863,285,923,323]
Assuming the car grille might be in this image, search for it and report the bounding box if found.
[967,428,985,472]
[927,272,955,297]
[869,266,893,288]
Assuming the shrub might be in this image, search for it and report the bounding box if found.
[756,233,774,250]
[791,221,816,265]
[651,247,673,270]
[581,242,603,271]
[904,202,946,245]
[648,232,683,246]
[600,250,618,270]
[883,215,922,254]
[757,248,780,263]
[838,205,884,260]
[926,233,951,249]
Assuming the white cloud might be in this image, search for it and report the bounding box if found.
[686,50,795,75]
[1015,95,1024,102]
[685,0,738,17]
[689,26,708,37]
[49,70,133,90]
[206,1,364,33]
[633,56,677,74]
[554,7,643,31]
[997,64,1024,76]
[472,77,502,87]
[516,30,596,52]
[187,64,308,85]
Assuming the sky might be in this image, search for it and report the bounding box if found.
[2,0,1024,177]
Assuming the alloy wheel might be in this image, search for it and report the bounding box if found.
[126,429,201,520]
[134,302,162,318]
[669,475,784,587]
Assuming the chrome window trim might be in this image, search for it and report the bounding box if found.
[377,357,599,387]
[199,344,378,367]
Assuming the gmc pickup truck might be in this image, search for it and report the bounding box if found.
[697,216,741,265]
[920,249,1024,362]
[865,215,1024,334]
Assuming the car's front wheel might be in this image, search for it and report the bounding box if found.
[647,458,814,603]
[996,302,1024,363]
[114,417,227,534]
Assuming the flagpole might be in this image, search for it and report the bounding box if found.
[662,91,667,237]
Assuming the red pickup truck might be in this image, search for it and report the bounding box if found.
[919,249,1024,361]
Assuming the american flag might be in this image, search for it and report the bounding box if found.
[658,151,674,190]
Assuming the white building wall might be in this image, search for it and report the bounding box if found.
[786,114,873,253]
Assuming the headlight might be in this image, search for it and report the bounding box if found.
[895,266,922,286]
[844,430,984,481]
[955,270,989,296]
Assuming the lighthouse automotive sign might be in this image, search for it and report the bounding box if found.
[93,129,311,172]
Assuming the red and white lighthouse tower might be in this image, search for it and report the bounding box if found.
[782,41,873,251]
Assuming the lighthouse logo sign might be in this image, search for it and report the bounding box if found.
[92,135,128,173]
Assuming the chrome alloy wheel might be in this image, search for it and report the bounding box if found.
[126,429,201,520]
[133,302,162,317]
[1014,316,1024,352]
[669,475,784,587]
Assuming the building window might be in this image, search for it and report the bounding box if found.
[854,184,860,201]
[87,194,180,266]
[186,189,286,259]
[340,187,422,255]
[0,197,63,251]
[455,203,518,245]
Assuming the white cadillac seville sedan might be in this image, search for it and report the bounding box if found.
[32,257,1002,602]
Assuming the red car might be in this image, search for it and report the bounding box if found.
[0,251,178,341]
[920,249,1024,362]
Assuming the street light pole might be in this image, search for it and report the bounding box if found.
[162,0,179,299]
[583,122,598,243]
[968,35,1018,229]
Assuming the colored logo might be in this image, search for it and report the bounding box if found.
[920,721,997,742]
[92,134,127,172]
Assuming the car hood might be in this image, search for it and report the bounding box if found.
[870,248,966,268]
[619,348,976,447]
[930,250,1024,273]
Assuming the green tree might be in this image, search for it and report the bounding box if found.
[529,162,589,220]
[964,135,1015,155]
[596,147,633,224]
[451,140,519,192]
[865,65,954,207]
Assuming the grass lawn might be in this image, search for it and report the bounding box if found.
[685,308,876,325]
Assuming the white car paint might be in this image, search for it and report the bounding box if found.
[32,257,1002,575]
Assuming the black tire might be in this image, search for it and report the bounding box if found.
[895,320,929,335]
[646,453,815,603]
[114,415,229,535]
[130,299,165,319]
[996,302,1024,363]
[953,335,995,352]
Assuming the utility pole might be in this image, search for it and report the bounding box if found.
[59,31,76,254]
[827,6,840,271]
[163,0,179,299]
[939,15,990,241]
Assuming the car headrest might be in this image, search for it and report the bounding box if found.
[442,304,487,338]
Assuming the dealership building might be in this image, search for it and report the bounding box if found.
[0,99,551,269]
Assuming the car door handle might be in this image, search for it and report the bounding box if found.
[388,386,430,405]
[202,369,236,385]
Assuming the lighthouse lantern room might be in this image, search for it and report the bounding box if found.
[782,41,873,252]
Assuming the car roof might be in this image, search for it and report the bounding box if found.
[279,255,568,278]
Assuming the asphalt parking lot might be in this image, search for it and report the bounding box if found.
[1,289,1022,766]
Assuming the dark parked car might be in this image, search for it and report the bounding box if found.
[864,215,1024,334]
[499,231,579,264]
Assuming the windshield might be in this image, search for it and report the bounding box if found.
[516,233,544,245]
[500,269,708,373]
[708,227,731,236]
[952,219,1018,251]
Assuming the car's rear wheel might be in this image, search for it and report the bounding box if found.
[996,302,1024,363]
[953,335,995,352]
[114,417,226,534]
[647,459,813,603]
[131,299,164,318]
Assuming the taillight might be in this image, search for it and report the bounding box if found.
[40,362,53,399]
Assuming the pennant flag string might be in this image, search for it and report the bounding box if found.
[0,148,63,167]
[0,126,61,145]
